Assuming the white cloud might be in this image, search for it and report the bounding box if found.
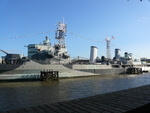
[136,17,149,22]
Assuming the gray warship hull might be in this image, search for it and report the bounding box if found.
[0,61,125,80]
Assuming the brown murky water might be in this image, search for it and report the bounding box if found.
[0,73,150,111]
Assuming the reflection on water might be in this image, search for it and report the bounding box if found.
[0,73,150,111]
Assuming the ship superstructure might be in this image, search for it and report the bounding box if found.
[28,21,70,64]
[28,36,51,59]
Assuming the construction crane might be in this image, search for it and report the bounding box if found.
[106,36,115,60]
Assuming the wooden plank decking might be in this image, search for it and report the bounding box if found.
[0,85,150,113]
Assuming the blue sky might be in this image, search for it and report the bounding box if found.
[0,0,150,60]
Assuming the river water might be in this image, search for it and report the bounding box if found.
[0,73,150,111]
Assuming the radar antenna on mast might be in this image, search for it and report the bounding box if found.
[55,19,67,48]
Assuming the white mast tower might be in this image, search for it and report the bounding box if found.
[55,19,67,48]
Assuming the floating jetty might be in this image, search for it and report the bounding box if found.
[1,85,150,113]
[126,67,143,74]
[40,70,59,81]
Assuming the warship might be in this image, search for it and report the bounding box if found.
[0,21,125,80]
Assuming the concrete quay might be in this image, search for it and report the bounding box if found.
[1,85,150,113]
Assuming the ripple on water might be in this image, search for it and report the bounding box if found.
[0,73,150,111]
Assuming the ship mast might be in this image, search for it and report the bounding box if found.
[55,20,67,48]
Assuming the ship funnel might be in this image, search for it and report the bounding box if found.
[115,49,120,59]
[89,46,98,63]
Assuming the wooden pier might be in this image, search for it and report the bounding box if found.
[126,67,143,74]
[40,70,59,81]
[1,84,150,113]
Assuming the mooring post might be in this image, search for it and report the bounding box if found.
[57,71,59,81]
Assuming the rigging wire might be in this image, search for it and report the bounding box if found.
[0,30,55,40]
[67,31,105,43]
[67,31,142,58]
[0,30,142,58]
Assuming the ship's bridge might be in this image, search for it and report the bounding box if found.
[27,36,52,59]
